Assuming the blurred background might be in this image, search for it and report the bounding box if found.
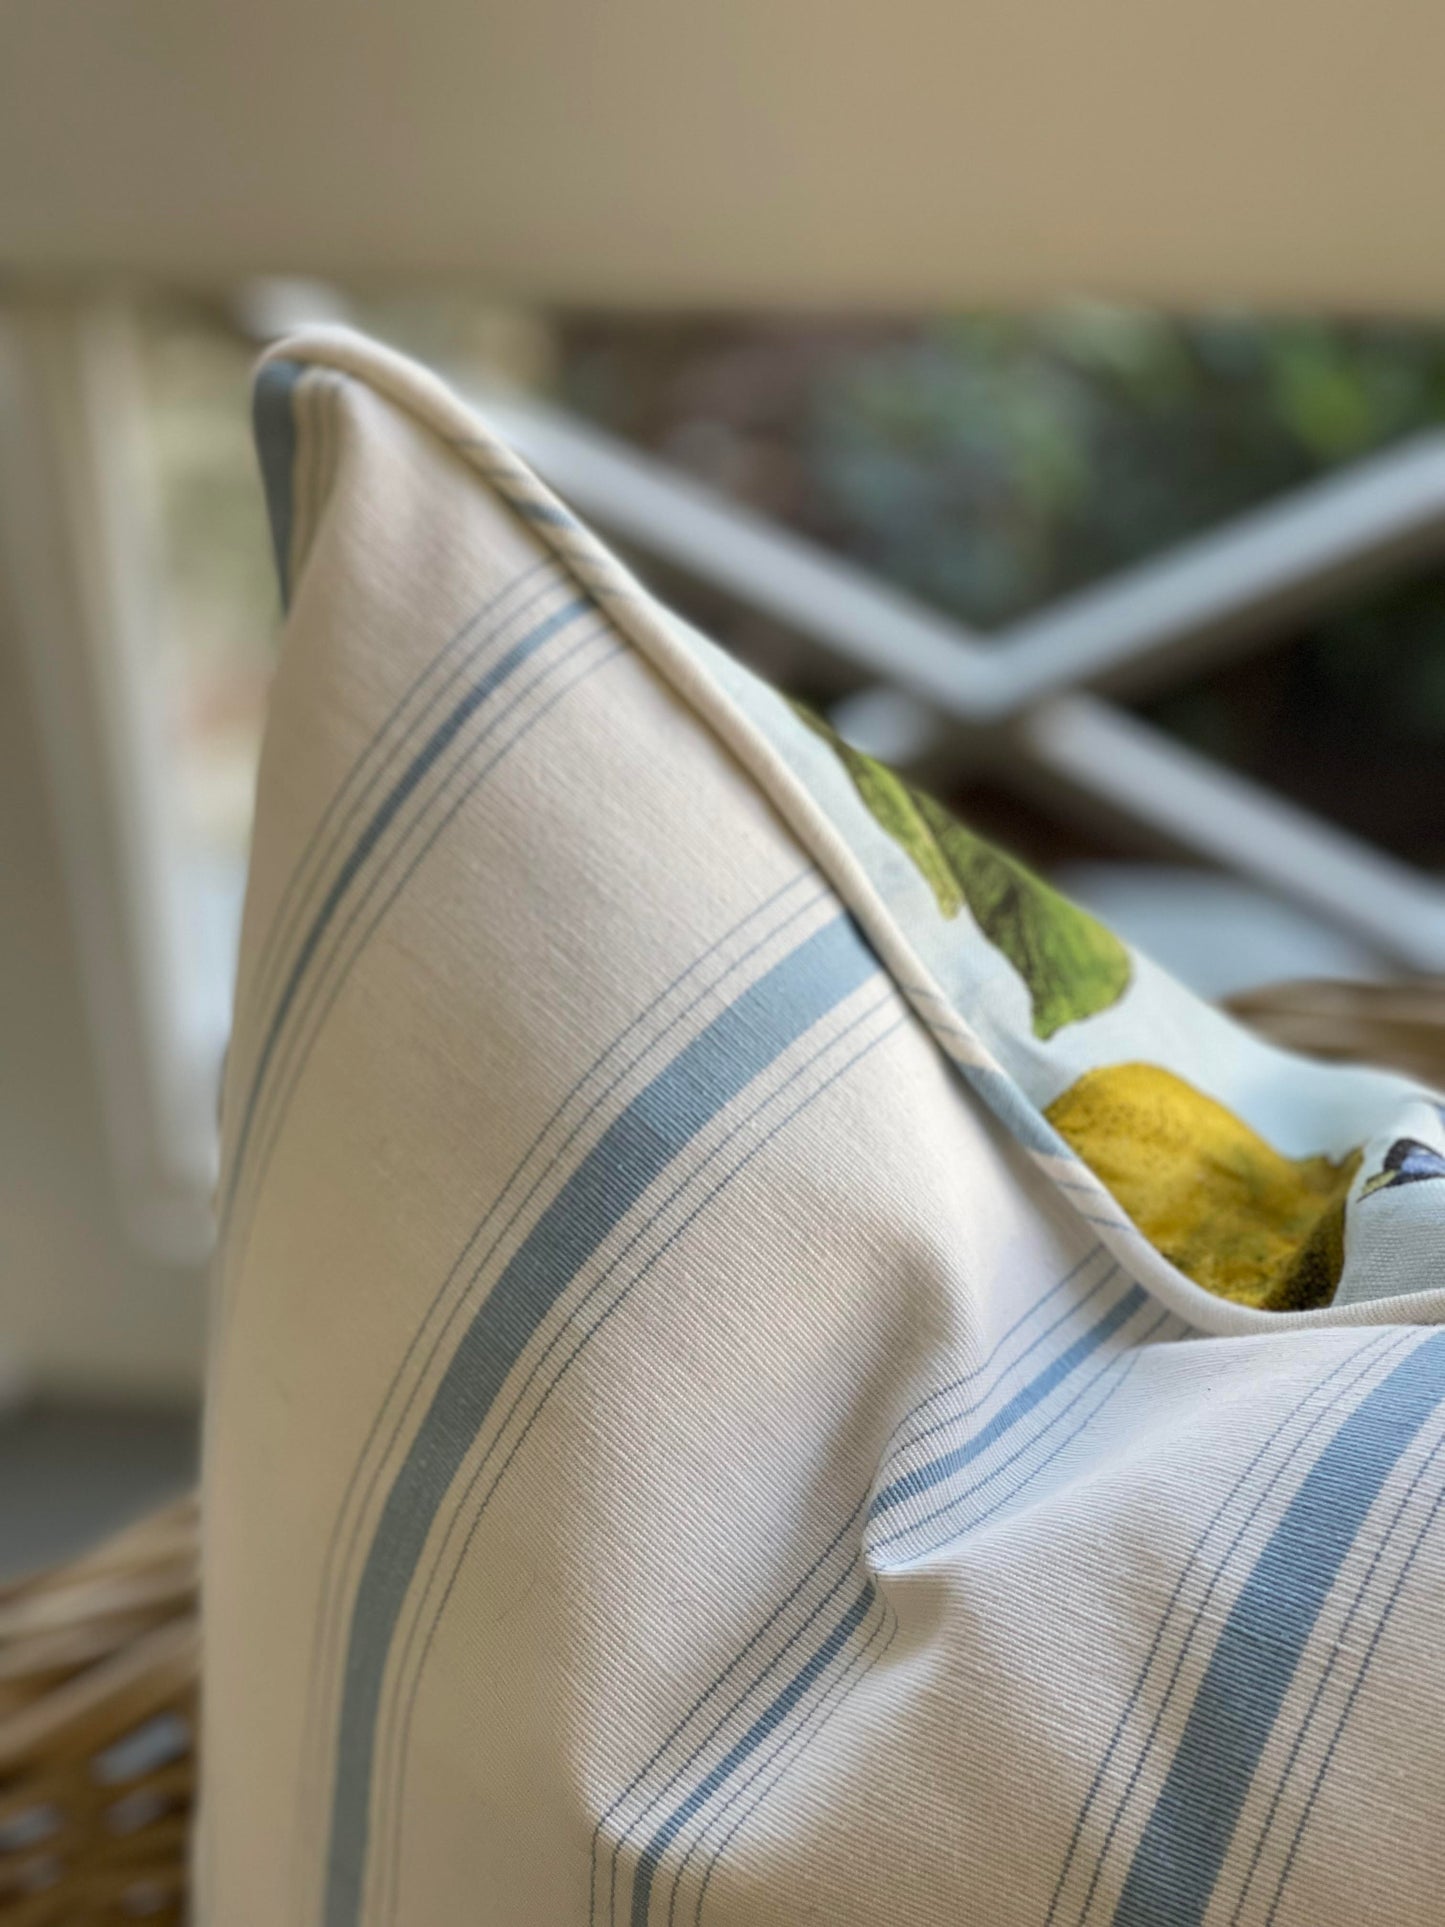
[5,0,1445,1572]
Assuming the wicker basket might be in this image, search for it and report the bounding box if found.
[1225,977,1445,1087]
[0,1499,197,1923]
[0,979,1440,1922]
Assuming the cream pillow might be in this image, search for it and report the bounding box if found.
[203,330,1445,1927]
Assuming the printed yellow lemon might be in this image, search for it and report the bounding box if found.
[1045,1062,1360,1311]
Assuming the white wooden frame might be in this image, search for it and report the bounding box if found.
[0,296,218,1262]
[475,383,1445,971]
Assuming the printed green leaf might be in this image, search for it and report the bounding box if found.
[798,705,1131,1038]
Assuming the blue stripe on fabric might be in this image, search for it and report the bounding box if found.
[227,632,624,1248]
[307,874,817,1722]
[1058,1336,1404,1927]
[513,497,580,529]
[628,1584,876,1927]
[253,359,303,606]
[224,596,590,1207]
[1112,1328,1445,1927]
[1044,1331,1401,1927]
[889,1309,1174,1571]
[249,561,553,1023]
[235,639,623,1254]
[682,1596,898,1927]
[1264,1472,1445,1925]
[373,1000,904,1927]
[300,876,817,1921]
[600,1538,863,1927]
[1230,1425,1445,1926]
[322,913,878,1927]
[591,1253,1129,1922]
[878,1247,1103,1460]
[881,1258,1115,1475]
[869,1283,1148,1521]
[594,1245,1102,1918]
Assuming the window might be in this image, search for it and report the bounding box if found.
[9,287,1444,1258]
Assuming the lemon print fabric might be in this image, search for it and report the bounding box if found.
[767,696,1445,1315]
[802,711,1131,1039]
[1046,1063,1361,1312]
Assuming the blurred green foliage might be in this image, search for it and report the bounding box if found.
[807,309,1445,627]
[134,296,1445,865]
[558,308,1445,860]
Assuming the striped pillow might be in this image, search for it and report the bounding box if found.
[202,329,1445,1927]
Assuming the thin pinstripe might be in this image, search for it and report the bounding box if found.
[1068,1332,1419,1927]
[1229,1422,1445,1923]
[287,871,826,1922]
[373,994,905,1925]
[1044,1327,1407,1927]
[219,622,617,1263]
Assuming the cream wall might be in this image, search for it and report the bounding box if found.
[1,1,1444,312]
[0,603,206,1400]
